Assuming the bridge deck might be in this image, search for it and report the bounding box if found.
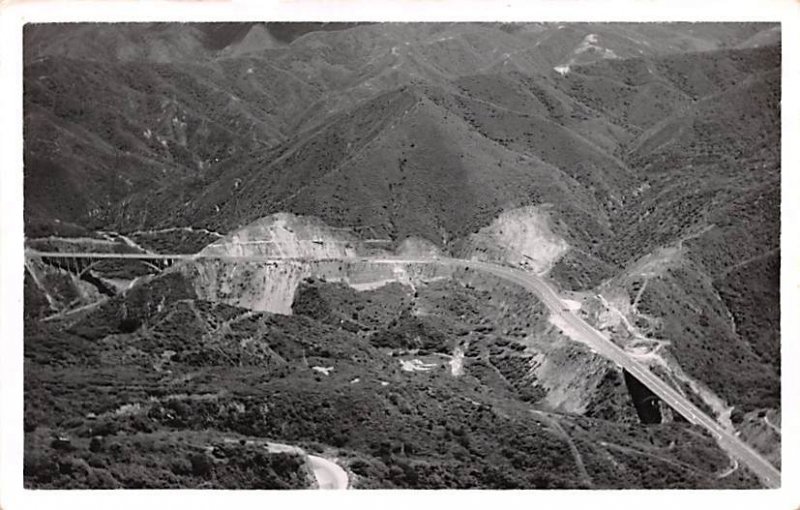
[24,250,434,265]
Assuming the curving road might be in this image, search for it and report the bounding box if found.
[450,258,780,488]
[308,455,349,489]
[26,250,781,488]
[346,255,781,488]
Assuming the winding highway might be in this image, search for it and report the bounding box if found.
[308,455,349,489]
[454,258,780,489]
[25,250,781,488]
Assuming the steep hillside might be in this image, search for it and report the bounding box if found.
[102,40,781,261]
[115,85,618,253]
[24,23,216,64]
[606,59,779,273]
[573,48,781,420]
[23,56,284,231]
[23,22,779,237]
[24,267,759,489]
[23,22,368,63]
[22,22,781,489]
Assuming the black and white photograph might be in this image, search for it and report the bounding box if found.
[1,0,796,504]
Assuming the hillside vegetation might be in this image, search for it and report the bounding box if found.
[23,22,781,489]
[24,270,758,489]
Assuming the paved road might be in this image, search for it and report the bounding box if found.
[25,250,781,487]
[234,439,350,489]
[308,455,349,489]
[452,258,781,489]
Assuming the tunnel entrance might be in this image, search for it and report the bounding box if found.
[623,369,662,424]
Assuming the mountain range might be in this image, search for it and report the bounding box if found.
[22,22,781,489]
